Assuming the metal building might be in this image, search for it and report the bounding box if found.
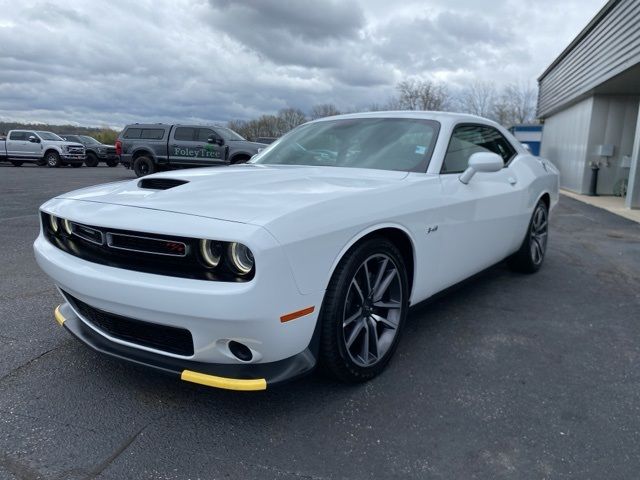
[537,0,640,208]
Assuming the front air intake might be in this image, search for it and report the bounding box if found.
[138,178,188,190]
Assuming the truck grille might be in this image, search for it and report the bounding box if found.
[67,146,85,155]
[63,291,194,356]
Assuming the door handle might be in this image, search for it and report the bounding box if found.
[508,177,517,185]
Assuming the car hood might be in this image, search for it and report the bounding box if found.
[56,164,409,225]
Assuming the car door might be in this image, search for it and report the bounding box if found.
[22,131,42,158]
[195,128,227,165]
[7,131,27,157]
[436,123,527,286]
[168,127,197,165]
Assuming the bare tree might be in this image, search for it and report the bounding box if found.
[277,108,307,132]
[487,82,538,126]
[310,104,341,120]
[503,82,537,124]
[396,79,450,111]
[458,81,496,118]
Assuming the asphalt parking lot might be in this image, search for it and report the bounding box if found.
[1,164,639,479]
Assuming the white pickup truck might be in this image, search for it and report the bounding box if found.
[0,130,86,167]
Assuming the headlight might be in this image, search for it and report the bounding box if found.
[199,239,221,268]
[61,145,69,152]
[98,147,106,154]
[228,242,254,275]
[49,215,59,233]
[62,218,73,235]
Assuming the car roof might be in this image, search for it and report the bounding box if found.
[310,111,500,128]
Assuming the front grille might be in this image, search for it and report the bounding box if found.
[106,147,116,155]
[67,146,85,155]
[41,212,254,282]
[63,291,194,356]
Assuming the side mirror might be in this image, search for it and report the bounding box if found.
[28,136,39,143]
[208,136,224,146]
[459,152,504,184]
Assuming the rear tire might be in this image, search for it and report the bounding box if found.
[85,153,99,167]
[508,200,549,274]
[45,151,61,168]
[133,156,156,177]
[319,237,409,383]
[10,160,24,167]
[230,155,250,165]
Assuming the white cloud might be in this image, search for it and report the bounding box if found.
[0,0,608,127]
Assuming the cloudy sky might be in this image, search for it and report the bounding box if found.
[0,0,606,128]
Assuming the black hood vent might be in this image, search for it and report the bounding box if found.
[138,178,188,190]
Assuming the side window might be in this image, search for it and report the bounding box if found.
[196,128,217,142]
[9,131,26,140]
[441,124,516,174]
[124,128,142,139]
[174,127,195,141]
[479,126,516,163]
[140,129,164,140]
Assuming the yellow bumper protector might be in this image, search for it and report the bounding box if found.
[181,370,267,391]
[54,305,66,326]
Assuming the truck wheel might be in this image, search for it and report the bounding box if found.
[45,151,61,168]
[106,158,119,167]
[231,155,250,165]
[10,161,24,167]
[85,153,99,167]
[133,156,156,177]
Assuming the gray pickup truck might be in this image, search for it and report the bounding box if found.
[60,134,118,167]
[0,130,86,167]
[116,124,266,177]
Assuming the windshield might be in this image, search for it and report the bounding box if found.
[35,131,64,141]
[251,118,439,172]
[79,135,100,145]
[216,127,245,141]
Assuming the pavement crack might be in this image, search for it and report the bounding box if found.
[0,343,66,384]
[83,424,149,480]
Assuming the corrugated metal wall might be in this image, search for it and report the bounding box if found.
[538,0,640,118]
[540,98,593,192]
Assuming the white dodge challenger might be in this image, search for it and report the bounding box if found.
[34,112,559,391]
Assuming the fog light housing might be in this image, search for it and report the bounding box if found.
[228,341,253,362]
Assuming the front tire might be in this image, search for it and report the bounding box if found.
[508,200,549,273]
[319,237,409,383]
[45,151,61,168]
[85,153,99,167]
[133,156,156,177]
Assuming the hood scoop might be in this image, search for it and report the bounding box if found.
[138,178,189,190]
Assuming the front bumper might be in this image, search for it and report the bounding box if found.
[54,303,316,390]
[35,200,325,388]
